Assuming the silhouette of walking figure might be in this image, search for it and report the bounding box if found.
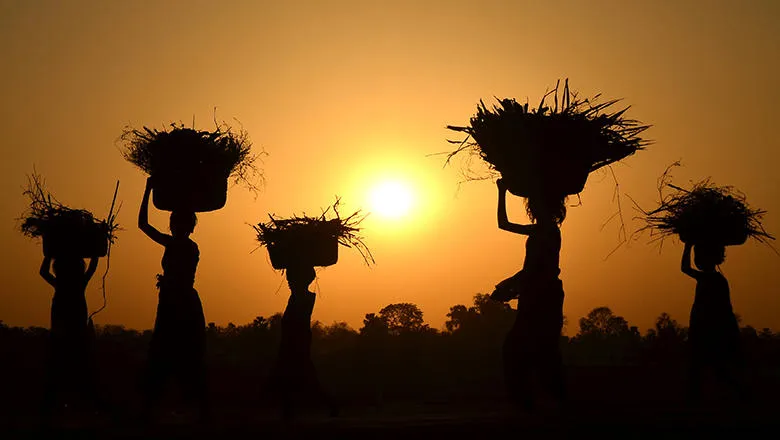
[138,177,208,422]
[39,255,99,418]
[491,179,566,410]
[270,265,337,419]
[681,242,745,402]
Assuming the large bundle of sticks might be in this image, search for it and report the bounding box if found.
[20,174,120,258]
[446,79,650,198]
[638,174,773,246]
[121,119,260,212]
[253,200,373,269]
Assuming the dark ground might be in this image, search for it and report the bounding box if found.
[2,366,779,439]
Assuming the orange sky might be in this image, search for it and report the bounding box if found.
[1,1,779,334]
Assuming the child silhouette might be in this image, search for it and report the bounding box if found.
[681,241,745,401]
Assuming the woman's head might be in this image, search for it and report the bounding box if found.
[693,243,726,270]
[286,265,316,291]
[170,211,197,236]
[525,195,567,225]
[53,257,86,279]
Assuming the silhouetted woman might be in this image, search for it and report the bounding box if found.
[491,179,566,410]
[681,242,744,401]
[270,265,337,419]
[39,255,99,417]
[139,177,208,421]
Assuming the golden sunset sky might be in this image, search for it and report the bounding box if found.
[1,1,778,333]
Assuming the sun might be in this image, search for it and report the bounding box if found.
[369,180,414,219]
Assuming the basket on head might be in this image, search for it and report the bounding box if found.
[446,80,650,198]
[640,177,773,248]
[501,161,590,198]
[151,168,229,213]
[122,121,259,212]
[267,230,339,270]
[253,200,373,270]
[20,173,119,259]
[42,221,109,259]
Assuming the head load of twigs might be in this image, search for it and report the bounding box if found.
[446,79,651,197]
[121,119,262,191]
[20,173,120,257]
[253,199,374,268]
[638,173,773,247]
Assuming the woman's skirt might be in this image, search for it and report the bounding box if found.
[689,310,741,366]
[148,283,206,367]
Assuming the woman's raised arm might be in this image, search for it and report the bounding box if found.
[138,177,170,246]
[681,242,700,279]
[497,179,533,235]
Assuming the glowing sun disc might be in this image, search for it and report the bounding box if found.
[369,181,413,218]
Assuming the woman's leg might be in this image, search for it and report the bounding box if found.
[180,337,209,421]
[687,351,704,402]
[503,325,533,410]
[142,328,172,420]
[41,334,62,419]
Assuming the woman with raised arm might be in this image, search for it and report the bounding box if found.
[680,242,744,401]
[491,178,566,410]
[138,177,208,422]
[40,255,99,417]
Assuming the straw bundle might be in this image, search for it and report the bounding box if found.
[20,174,120,258]
[121,119,261,211]
[121,120,257,185]
[638,178,773,246]
[446,79,650,197]
[253,200,373,269]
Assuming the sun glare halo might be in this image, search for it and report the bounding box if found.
[369,180,414,219]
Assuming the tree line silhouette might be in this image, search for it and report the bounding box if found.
[2,296,779,417]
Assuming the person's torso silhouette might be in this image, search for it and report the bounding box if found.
[159,236,199,289]
[280,288,315,359]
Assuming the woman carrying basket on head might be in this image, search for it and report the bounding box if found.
[491,179,566,410]
[254,201,371,419]
[139,176,208,422]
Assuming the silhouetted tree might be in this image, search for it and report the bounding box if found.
[444,294,514,339]
[574,307,642,365]
[360,313,388,336]
[378,303,427,335]
[655,313,685,338]
[578,307,631,338]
